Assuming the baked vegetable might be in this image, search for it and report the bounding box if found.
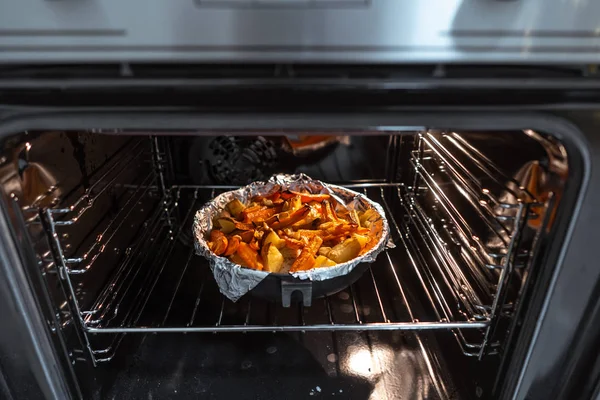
[207,187,381,272]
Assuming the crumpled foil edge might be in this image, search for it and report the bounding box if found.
[193,173,392,302]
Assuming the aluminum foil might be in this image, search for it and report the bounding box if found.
[193,173,392,302]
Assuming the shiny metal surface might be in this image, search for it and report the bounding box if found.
[2,0,600,63]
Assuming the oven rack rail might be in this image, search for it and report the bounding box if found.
[37,139,157,276]
[23,138,148,220]
[414,132,541,216]
[423,132,538,203]
[410,132,542,268]
[60,184,512,364]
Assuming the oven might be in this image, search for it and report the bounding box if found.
[2,4,600,398]
[0,62,599,400]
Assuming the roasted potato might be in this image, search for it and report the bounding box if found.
[352,233,370,248]
[263,230,286,249]
[328,237,362,263]
[359,208,380,228]
[261,242,284,273]
[226,199,246,218]
[217,217,236,234]
[318,247,331,257]
[314,255,337,268]
[218,217,253,232]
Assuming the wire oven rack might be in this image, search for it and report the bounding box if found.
[34,131,551,365]
[79,184,490,362]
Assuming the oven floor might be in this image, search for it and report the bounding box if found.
[96,330,460,400]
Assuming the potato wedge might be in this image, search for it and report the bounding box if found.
[318,247,331,257]
[352,233,370,248]
[218,217,254,232]
[359,208,380,228]
[314,255,337,268]
[217,217,236,234]
[226,199,246,218]
[236,242,263,270]
[263,230,286,249]
[348,210,360,225]
[328,237,362,263]
[261,243,284,273]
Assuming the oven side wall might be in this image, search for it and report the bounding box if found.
[0,187,79,399]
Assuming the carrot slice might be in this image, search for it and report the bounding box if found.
[236,242,264,271]
[280,190,331,203]
[282,236,305,250]
[322,200,341,223]
[240,206,279,223]
[249,237,261,251]
[209,230,228,256]
[290,236,323,272]
[270,205,311,230]
[223,235,241,256]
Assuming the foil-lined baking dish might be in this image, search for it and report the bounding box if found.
[193,174,391,303]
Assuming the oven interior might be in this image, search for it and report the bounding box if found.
[2,129,569,399]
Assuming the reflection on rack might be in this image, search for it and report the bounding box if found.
[406,131,545,357]
[40,139,152,277]
[65,173,157,273]
[50,140,147,224]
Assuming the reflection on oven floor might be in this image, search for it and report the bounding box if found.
[99,330,449,399]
